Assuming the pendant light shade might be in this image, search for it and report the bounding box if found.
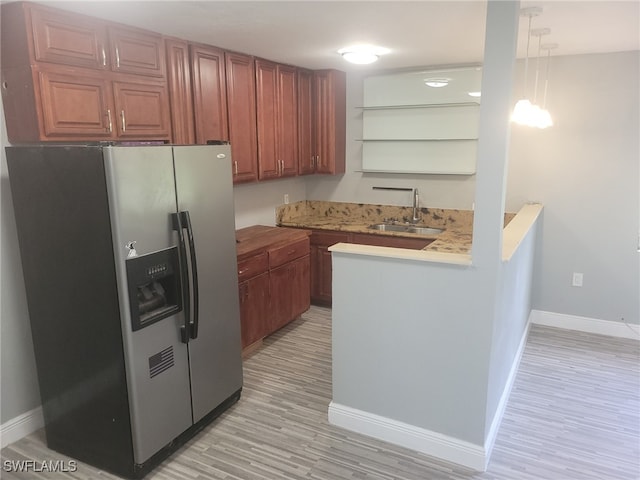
[511,7,541,124]
[511,7,556,129]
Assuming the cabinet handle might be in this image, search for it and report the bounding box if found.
[239,267,249,276]
[101,46,106,66]
[106,109,112,133]
[120,110,126,132]
[115,46,120,68]
[234,160,238,175]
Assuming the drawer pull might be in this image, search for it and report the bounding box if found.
[239,268,249,275]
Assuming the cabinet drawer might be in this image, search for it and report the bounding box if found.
[269,238,309,269]
[237,252,268,282]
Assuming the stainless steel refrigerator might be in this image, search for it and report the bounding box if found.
[6,144,243,478]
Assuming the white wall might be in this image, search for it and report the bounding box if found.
[507,51,639,325]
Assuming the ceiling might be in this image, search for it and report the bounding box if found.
[38,1,640,72]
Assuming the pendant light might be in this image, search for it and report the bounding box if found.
[511,7,542,125]
[538,43,558,128]
[527,27,551,128]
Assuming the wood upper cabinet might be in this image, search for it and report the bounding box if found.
[255,60,298,180]
[225,52,258,183]
[112,80,171,138]
[255,59,279,179]
[29,4,109,70]
[108,26,165,77]
[37,68,114,138]
[314,70,346,174]
[0,2,171,143]
[28,3,166,78]
[165,38,195,144]
[190,44,228,144]
[277,64,298,177]
[298,69,346,175]
[297,68,315,175]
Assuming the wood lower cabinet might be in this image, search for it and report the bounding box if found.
[310,230,349,306]
[236,226,311,351]
[309,229,434,305]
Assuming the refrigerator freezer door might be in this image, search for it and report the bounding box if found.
[103,146,193,464]
[173,145,243,423]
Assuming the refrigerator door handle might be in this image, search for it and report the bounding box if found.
[172,212,191,343]
[180,211,200,339]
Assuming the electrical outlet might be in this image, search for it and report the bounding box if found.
[572,272,583,287]
[284,194,289,204]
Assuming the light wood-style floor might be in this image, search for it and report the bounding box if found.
[2,306,639,479]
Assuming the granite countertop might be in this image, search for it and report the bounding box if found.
[277,201,515,255]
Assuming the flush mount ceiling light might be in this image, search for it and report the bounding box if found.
[338,45,390,65]
[424,78,450,88]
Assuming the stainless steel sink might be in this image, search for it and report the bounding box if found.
[368,223,443,235]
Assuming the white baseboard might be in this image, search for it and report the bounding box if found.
[1,406,44,449]
[530,310,640,340]
[328,402,487,471]
[484,315,531,462]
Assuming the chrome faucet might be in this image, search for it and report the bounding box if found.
[412,188,420,223]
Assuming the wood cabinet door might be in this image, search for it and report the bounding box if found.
[314,70,346,175]
[290,255,310,319]
[225,52,258,183]
[29,4,109,70]
[309,230,349,306]
[108,26,166,77]
[297,68,315,175]
[37,69,114,139]
[255,59,279,180]
[277,64,298,177]
[112,80,171,139]
[239,272,270,348]
[256,61,298,180]
[165,39,195,144]
[190,44,228,144]
[269,262,294,332]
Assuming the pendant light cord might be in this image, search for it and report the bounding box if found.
[523,14,532,98]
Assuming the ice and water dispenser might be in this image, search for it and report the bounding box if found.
[126,247,182,331]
